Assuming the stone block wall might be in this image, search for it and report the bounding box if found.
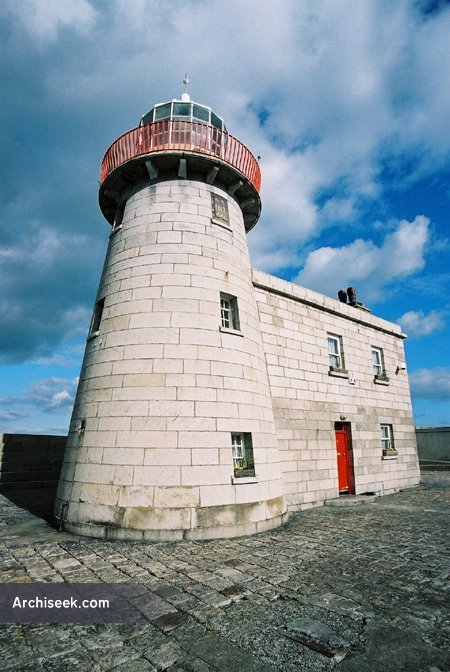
[55,180,286,540]
[252,270,421,510]
[0,434,66,519]
[416,427,450,469]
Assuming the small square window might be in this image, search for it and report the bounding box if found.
[231,433,255,477]
[211,192,230,225]
[220,293,240,331]
[328,334,344,370]
[380,424,396,455]
[89,298,105,336]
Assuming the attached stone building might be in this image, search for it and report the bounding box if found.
[54,92,420,541]
[252,270,419,511]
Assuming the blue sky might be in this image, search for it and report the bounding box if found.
[0,0,449,433]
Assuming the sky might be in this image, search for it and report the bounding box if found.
[0,0,449,434]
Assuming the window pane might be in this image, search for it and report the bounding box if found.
[231,434,244,467]
[328,336,341,368]
[232,433,255,475]
[372,348,382,374]
[329,354,340,368]
[221,298,231,328]
[211,112,222,129]
[193,104,209,122]
[154,103,171,120]
[380,425,393,451]
[141,111,154,125]
[220,294,240,330]
[328,337,339,354]
[173,102,191,117]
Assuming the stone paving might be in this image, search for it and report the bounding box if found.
[0,472,449,671]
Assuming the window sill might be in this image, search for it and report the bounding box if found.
[220,326,243,337]
[328,368,349,379]
[231,475,258,484]
[87,331,100,341]
[211,217,232,231]
[109,225,122,238]
[374,376,390,386]
[382,449,398,459]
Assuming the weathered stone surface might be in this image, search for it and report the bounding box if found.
[337,622,450,672]
[285,617,349,659]
[0,473,448,671]
[324,495,377,507]
[55,180,286,541]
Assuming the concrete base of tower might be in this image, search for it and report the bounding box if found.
[54,496,288,541]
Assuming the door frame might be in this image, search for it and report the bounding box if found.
[334,421,355,494]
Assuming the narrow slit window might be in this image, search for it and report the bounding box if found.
[113,204,125,231]
[89,298,105,335]
[231,433,255,477]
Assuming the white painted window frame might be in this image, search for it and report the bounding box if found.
[328,334,343,370]
[372,346,383,377]
[380,424,394,452]
[220,293,240,331]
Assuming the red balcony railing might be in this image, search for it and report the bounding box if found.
[100,120,261,192]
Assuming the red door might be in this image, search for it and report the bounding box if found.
[335,423,354,494]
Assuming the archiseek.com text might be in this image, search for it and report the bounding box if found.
[0,583,151,624]
[12,596,109,610]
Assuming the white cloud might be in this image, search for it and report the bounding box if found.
[397,309,447,337]
[27,377,78,410]
[0,376,78,432]
[1,0,450,369]
[294,215,430,302]
[1,0,97,44]
[0,221,98,362]
[410,367,450,401]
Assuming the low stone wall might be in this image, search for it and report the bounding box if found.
[416,427,450,470]
[0,434,66,519]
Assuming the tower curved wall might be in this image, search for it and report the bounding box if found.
[55,179,287,540]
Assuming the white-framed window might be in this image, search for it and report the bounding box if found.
[372,347,383,377]
[328,334,344,370]
[220,293,240,330]
[231,433,255,477]
[89,298,105,336]
[380,424,395,454]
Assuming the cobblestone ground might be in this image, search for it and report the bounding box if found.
[0,472,449,672]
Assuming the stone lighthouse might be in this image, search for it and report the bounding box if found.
[54,85,287,540]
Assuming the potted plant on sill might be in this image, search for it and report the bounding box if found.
[234,465,256,478]
[382,448,398,457]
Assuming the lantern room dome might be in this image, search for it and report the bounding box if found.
[140,93,227,132]
[100,87,261,231]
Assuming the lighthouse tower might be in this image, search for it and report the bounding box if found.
[54,85,287,540]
